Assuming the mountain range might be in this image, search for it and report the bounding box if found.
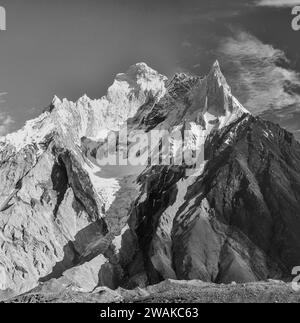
[0,61,300,302]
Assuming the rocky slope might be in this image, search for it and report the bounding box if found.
[0,61,300,302]
[6,279,300,304]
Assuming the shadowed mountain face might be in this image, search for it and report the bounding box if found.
[126,115,300,287]
[0,62,300,301]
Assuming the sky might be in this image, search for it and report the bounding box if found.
[0,0,299,141]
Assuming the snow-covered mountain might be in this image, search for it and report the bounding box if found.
[1,61,300,301]
[0,63,167,151]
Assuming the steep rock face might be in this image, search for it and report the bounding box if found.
[0,138,110,298]
[124,114,300,286]
[201,116,300,276]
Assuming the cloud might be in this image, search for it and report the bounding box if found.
[0,114,14,136]
[0,92,8,103]
[260,104,300,141]
[256,0,300,7]
[179,1,255,25]
[180,9,241,24]
[216,29,300,140]
[0,93,14,137]
[217,30,300,115]
[181,41,192,48]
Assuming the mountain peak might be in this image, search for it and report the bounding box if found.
[130,62,158,74]
[133,62,153,71]
[77,94,91,103]
[205,60,249,118]
[208,60,230,90]
[115,62,167,84]
[1,61,249,154]
[52,95,62,106]
[211,59,221,71]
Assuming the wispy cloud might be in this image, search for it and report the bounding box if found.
[0,92,8,103]
[0,114,14,137]
[179,1,255,25]
[180,9,241,24]
[181,41,192,49]
[256,0,300,7]
[260,104,300,141]
[218,30,300,117]
[0,93,14,137]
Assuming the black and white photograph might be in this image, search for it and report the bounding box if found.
[0,0,300,309]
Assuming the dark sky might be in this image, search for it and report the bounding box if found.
[0,0,299,140]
